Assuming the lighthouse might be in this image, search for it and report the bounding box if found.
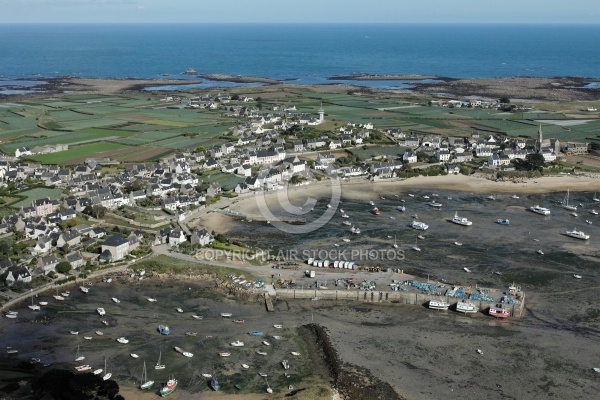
[318,103,325,123]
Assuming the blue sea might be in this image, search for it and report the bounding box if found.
[1,23,600,91]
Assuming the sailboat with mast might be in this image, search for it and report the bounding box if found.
[562,189,577,211]
[155,351,165,370]
[79,276,89,293]
[28,291,40,310]
[412,237,421,252]
[593,192,600,202]
[392,235,398,248]
[75,344,85,362]
[139,361,155,390]
[53,288,64,301]
[265,376,273,394]
[102,357,112,381]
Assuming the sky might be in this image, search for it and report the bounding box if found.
[0,0,598,24]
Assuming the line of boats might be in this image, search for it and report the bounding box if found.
[428,300,510,318]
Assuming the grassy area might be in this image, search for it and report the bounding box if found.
[11,187,64,209]
[29,142,129,164]
[131,254,254,280]
[2,87,600,165]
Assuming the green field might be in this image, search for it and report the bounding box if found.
[29,142,129,164]
[11,187,64,209]
[1,88,599,164]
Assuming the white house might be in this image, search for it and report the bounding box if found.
[100,234,130,262]
[5,267,32,286]
[402,152,417,164]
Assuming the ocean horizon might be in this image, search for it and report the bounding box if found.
[1,23,600,90]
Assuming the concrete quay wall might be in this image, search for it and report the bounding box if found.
[275,288,525,318]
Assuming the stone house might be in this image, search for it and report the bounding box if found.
[100,234,130,262]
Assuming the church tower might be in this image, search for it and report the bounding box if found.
[318,103,325,123]
[537,123,543,153]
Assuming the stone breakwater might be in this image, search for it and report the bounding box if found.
[301,323,405,400]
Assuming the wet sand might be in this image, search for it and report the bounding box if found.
[198,182,600,399]
[3,180,600,399]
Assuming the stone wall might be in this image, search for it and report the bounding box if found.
[275,288,525,318]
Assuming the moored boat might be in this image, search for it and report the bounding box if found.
[426,200,443,208]
[496,219,510,225]
[185,331,197,337]
[220,312,232,317]
[281,359,290,369]
[139,361,154,390]
[75,364,91,372]
[159,377,177,397]
[561,189,577,211]
[157,325,170,335]
[248,331,263,336]
[219,352,231,357]
[210,378,220,391]
[116,337,129,344]
[75,344,85,362]
[155,351,165,370]
[233,319,245,324]
[529,205,551,215]
[28,294,40,310]
[102,358,112,381]
[565,228,589,240]
[97,308,106,316]
[488,307,510,318]
[230,341,244,347]
[371,207,380,215]
[449,212,472,226]
[456,301,478,314]
[409,220,429,231]
[428,300,450,310]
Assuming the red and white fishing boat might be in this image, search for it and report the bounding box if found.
[371,207,380,215]
[488,307,510,318]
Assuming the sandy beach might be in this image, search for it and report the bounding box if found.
[197,174,600,229]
